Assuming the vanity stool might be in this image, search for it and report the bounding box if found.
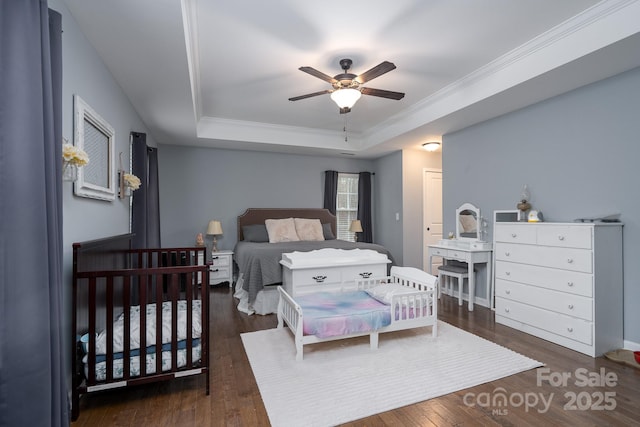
[437,264,475,311]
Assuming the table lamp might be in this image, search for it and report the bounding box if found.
[349,220,363,242]
[206,220,223,254]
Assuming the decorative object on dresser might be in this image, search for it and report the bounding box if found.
[209,250,234,287]
[280,248,391,296]
[427,203,492,310]
[206,220,223,254]
[195,232,204,247]
[493,221,623,357]
[516,184,531,222]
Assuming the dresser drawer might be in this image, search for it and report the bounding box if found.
[537,225,592,249]
[495,279,593,321]
[429,247,448,257]
[209,266,231,280]
[495,298,592,345]
[210,254,231,267]
[494,225,536,244]
[292,269,342,287]
[495,243,592,273]
[495,261,593,297]
[340,264,387,282]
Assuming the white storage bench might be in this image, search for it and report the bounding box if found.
[280,248,391,296]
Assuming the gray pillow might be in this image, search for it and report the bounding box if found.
[242,224,269,242]
[322,223,336,240]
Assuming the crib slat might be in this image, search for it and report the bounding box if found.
[156,272,163,376]
[139,274,147,377]
[171,272,179,372]
[88,277,97,385]
[106,277,114,383]
[123,275,131,381]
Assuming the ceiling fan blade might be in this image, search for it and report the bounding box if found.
[299,67,337,84]
[360,87,405,100]
[288,89,331,101]
[355,61,396,84]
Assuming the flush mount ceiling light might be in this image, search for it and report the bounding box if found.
[422,142,441,152]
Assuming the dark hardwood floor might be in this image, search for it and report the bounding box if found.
[71,285,640,426]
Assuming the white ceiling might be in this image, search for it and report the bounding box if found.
[62,0,640,158]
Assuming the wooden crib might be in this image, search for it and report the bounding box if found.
[71,234,210,420]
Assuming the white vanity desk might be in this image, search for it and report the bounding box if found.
[427,203,493,309]
[427,240,493,308]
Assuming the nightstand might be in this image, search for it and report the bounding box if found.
[209,250,234,287]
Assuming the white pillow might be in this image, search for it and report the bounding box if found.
[365,283,419,305]
[293,218,325,241]
[265,218,300,243]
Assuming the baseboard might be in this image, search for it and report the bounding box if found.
[623,339,640,351]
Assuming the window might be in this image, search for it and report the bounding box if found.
[336,173,359,241]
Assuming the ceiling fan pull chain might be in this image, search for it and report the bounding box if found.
[344,114,348,142]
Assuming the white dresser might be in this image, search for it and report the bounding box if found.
[280,248,390,296]
[493,222,623,357]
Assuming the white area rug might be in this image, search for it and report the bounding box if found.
[241,321,543,427]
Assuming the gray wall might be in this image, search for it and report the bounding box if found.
[158,145,381,250]
[443,66,640,346]
[51,0,156,400]
[402,148,442,268]
[373,151,404,265]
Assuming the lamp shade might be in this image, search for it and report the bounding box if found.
[330,88,362,109]
[206,220,223,236]
[349,220,363,233]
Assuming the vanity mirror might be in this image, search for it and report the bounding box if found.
[456,203,480,241]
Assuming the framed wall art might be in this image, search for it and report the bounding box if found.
[73,95,115,200]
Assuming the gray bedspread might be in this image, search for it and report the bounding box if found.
[234,240,395,304]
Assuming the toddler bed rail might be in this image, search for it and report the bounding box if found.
[71,234,210,420]
[277,266,438,360]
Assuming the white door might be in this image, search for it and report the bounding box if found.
[423,169,443,274]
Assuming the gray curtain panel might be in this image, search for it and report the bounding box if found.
[0,2,68,426]
[358,172,373,243]
[131,132,161,249]
[323,170,338,215]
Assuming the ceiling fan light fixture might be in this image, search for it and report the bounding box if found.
[330,88,362,109]
[422,141,441,152]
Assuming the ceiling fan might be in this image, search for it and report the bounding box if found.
[289,58,405,114]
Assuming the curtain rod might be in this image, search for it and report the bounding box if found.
[327,171,375,175]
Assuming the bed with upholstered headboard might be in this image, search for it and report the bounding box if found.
[233,208,395,315]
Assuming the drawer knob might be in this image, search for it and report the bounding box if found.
[211,268,219,272]
[568,304,574,310]
[567,327,574,333]
[505,252,510,257]
[511,233,517,238]
[567,281,574,287]
[505,271,511,276]
[212,256,219,260]
[505,290,511,294]
[558,235,565,241]
[359,272,373,278]
[312,275,327,283]
[504,308,510,313]
[567,258,573,264]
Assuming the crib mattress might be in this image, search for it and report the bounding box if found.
[296,291,391,338]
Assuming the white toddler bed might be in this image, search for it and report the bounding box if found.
[277,266,438,360]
